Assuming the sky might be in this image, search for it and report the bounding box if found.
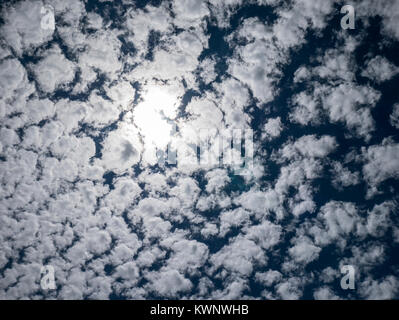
[0,0,399,300]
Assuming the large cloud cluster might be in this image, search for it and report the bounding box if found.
[0,0,399,300]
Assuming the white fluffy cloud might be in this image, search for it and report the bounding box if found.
[390,103,399,129]
[33,45,76,92]
[1,0,398,301]
[362,139,399,195]
[281,135,337,160]
[289,236,321,264]
[1,0,55,55]
[96,123,142,174]
[263,117,283,139]
[361,56,399,83]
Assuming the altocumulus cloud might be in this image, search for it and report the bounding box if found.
[0,0,399,300]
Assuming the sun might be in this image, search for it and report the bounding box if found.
[133,85,180,149]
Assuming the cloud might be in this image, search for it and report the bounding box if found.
[235,189,282,218]
[322,84,380,140]
[361,56,399,83]
[263,117,283,139]
[1,0,398,300]
[330,161,360,190]
[96,122,142,174]
[358,0,399,41]
[245,220,282,249]
[359,276,399,300]
[255,270,282,287]
[219,208,250,237]
[362,139,399,196]
[276,278,302,300]
[146,268,193,298]
[313,287,340,300]
[0,58,34,109]
[290,91,321,126]
[280,135,337,160]
[390,103,399,129]
[33,45,76,93]
[172,0,210,28]
[209,236,266,276]
[164,239,209,275]
[310,201,361,248]
[289,236,321,264]
[102,177,142,214]
[1,0,54,55]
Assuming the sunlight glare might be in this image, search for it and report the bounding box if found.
[133,85,179,149]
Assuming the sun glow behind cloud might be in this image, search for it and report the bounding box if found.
[133,85,180,149]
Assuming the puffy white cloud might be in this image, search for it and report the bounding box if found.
[255,270,282,287]
[51,135,95,165]
[172,0,210,28]
[364,202,393,238]
[85,228,112,255]
[313,287,340,300]
[214,78,251,127]
[0,59,34,111]
[105,81,135,111]
[1,0,398,301]
[219,208,250,237]
[330,161,360,190]
[273,0,333,49]
[310,201,361,248]
[96,122,142,174]
[359,276,399,300]
[361,56,399,83]
[293,66,310,83]
[280,135,337,160]
[290,91,321,126]
[33,45,76,93]
[85,92,121,126]
[276,278,302,300]
[209,236,266,276]
[54,99,87,133]
[1,0,54,55]
[289,236,321,264]
[139,171,169,195]
[75,30,122,89]
[23,98,55,125]
[205,169,230,193]
[263,117,283,139]
[322,84,380,140]
[290,44,382,141]
[102,177,142,214]
[358,0,399,41]
[22,120,65,150]
[390,103,399,129]
[164,239,209,274]
[212,278,249,299]
[125,3,172,54]
[245,220,282,249]
[313,50,355,83]
[362,139,399,195]
[227,22,281,103]
[235,189,282,218]
[146,268,192,297]
[0,128,20,148]
[170,177,201,208]
[130,30,207,84]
